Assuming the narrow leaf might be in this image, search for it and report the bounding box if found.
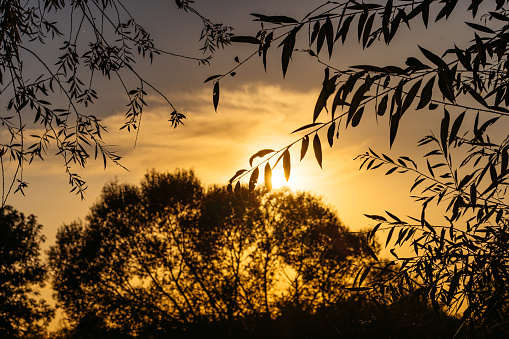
[249,149,275,167]
[300,136,309,161]
[264,163,272,191]
[249,167,259,192]
[327,122,335,147]
[313,134,323,168]
[283,149,291,181]
[213,82,219,112]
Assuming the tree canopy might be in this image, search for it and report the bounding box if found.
[0,206,53,338]
[49,169,379,337]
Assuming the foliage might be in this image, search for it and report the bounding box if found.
[0,206,54,338]
[48,169,377,336]
[0,0,230,203]
[210,0,509,336]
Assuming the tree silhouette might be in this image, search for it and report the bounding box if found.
[214,1,509,336]
[49,169,377,337]
[0,206,53,338]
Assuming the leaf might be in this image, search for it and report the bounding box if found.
[401,79,422,114]
[325,17,334,58]
[347,83,369,126]
[313,134,322,169]
[317,21,327,55]
[338,15,354,43]
[364,214,387,222]
[362,13,375,48]
[327,122,335,147]
[490,11,509,21]
[377,94,388,116]
[249,149,275,167]
[351,106,365,127]
[283,149,291,181]
[382,0,393,43]
[419,46,448,70]
[291,122,323,134]
[365,244,379,262]
[314,75,338,122]
[386,227,395,247]
[251,13,299,24]
[213,81,219,112]
[311,21,320,44]
[465,21,495,34]
[264,163,272,191]
[470,183,477,207]
[281,27,301,77]
[389,112,400,148]
[449,111,465,145]
[249,167,259,192]
[230,36,262,44]
[300,136,309,161]
[440,109,450,158]
[357,8,368,42]
[438,69,455,103]
[233,180,242,199]
[417,76,435,109]
[204,74,221,83]
[229,169,247,183]
[263,32,273,71]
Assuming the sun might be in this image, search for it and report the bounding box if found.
[266,167,294,190]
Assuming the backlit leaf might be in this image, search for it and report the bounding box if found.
[249,149,275,167]
[264,163,272,191]
[300,135,309,161]
[229,169,247,183]
[291,123,323,134]
[283,149,291,181]
[249,167,259,192]
[313,133,323,168]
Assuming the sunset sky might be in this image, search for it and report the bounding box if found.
[7,0,480,257]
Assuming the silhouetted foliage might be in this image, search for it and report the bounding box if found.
[213,1,509,336]
[49,169,379,337]
[0,0,229,203]
[0,206,53,338]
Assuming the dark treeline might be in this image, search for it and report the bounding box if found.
[3,170,466,338]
